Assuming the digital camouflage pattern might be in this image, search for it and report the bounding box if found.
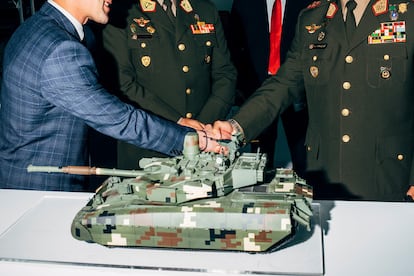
[68,135,313,252]
[29,134,313,252]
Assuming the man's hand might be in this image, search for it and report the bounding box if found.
[196,125,228,154]
[406,186,414,201]
[212,120,234,140]
[178,118,205,130]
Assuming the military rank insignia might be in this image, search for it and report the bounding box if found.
[372,0,388,16]
[139,0,156,12]
[179,0,193,13]
[307,1,321,9]
[325,2,338,18]
[368,21,406,44]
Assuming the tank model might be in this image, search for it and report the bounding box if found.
[28,133,313,252]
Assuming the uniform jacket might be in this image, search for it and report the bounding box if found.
[101,0,237,123]
[233,0,414,201]
[0,2,191,191]
[230,0,313,96]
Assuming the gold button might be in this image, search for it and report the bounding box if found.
[343,82,351,90]
[397,154,404,161]
[206,41,212,47]
[384,54,390,60]
[341,108,350,117]
[185,88,191,95]
[178,43,186,51]
[140,42,146,48]
[312,56,318,61]
[182,65,189,73]
[342,135,351,143]
[307,146,312,151]
[186,113,192,119]
[345,55,353,63]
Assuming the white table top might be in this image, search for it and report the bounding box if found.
[0,189,413,276]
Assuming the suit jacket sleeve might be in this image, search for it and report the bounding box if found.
[41,41,190,155]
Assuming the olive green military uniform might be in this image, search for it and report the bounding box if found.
[233,0,414,201]
[102,0,236,168]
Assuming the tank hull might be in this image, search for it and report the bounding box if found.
[72,190,295,252]
[71,167,313,252]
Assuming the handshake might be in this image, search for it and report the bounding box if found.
[178,118,244,154]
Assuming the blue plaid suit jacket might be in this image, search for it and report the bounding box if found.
[0,2,191,191]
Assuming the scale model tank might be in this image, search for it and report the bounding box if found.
[28,133,313,252]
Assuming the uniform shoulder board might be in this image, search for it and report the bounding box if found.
[306,0,332,10]
[307,1,322,9]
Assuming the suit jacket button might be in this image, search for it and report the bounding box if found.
[397,154,404,161]
[185,88,191,95]
[186,113,192,119]
[182,65,189,73]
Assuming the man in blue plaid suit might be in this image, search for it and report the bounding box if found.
[0,0,219,192]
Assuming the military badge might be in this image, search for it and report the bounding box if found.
[130,24,137,34]
[141,56,151,67]
[380,66,391,79]
[318,31,326,41]
[326,2,338,18]
[205,55,211,64]
[134,17,150,27]
[139,0,156,12]
[309,66,319,78]
[305,24,322,34]
[389,4,399,20]
[130,24,138,40]
[180,0,193,13]
[372,0,389,16]
[147,26,156,34]
[398,3,408,13]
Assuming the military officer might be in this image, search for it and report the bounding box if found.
[100,0,236,169]
[213,0,414,201]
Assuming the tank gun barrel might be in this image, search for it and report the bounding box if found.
[27,165,146,177]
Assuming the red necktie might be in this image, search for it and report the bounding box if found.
[268,0,282,75]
